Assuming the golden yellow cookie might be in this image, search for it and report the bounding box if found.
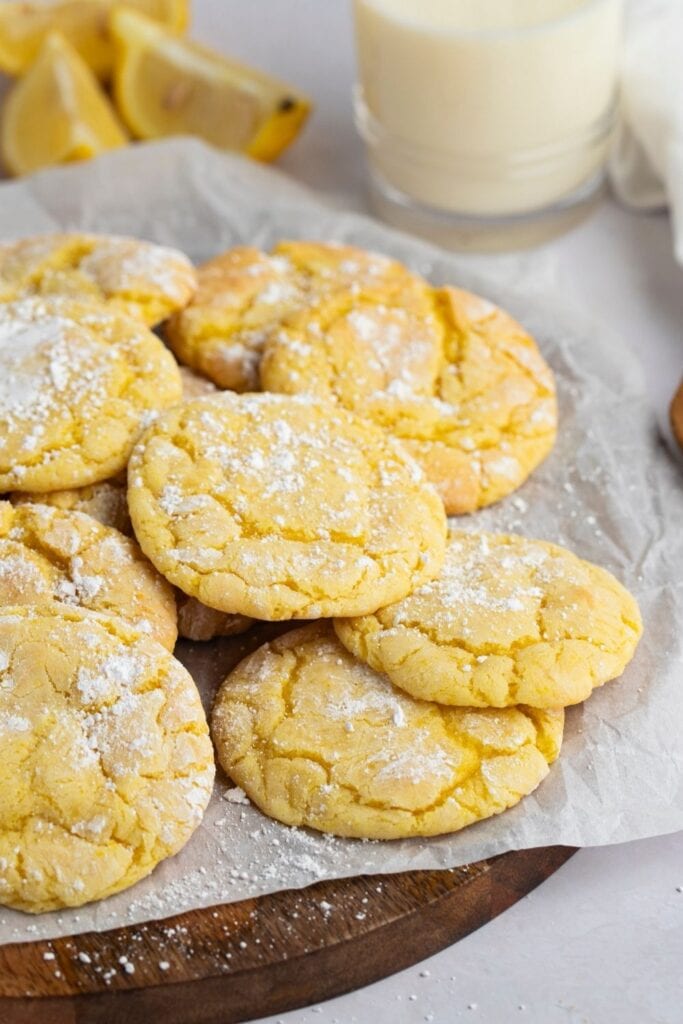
[335,531,643,709]
[211,622,563,840]
[0,297,182,493]
[176,595,253,642]
[8,368,216,529]
[177,371,243,639]
[164,241,441,392]
[263,285,557,514]
[0,233,196,326]
[128,393,447,620]
[0,603,214,912]
[11,471,132,535]
[0,501,177,650]
[9,359,235,643]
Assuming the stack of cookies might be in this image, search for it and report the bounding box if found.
[0,233,642,912]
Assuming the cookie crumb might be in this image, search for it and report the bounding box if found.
[224,787,250,805]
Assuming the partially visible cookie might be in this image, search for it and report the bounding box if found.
[0,297,182,493]
[0,501,177,650]
[0,604,214,912]
[179,365,218,399]
[11,472,132,535]
[260,289,443,417]
[0,233,196,326]
[335,531,642,708]
[263,285,557,514]
[8,367,217,529]
[211,622,563,840]
[128,392,447,620]
[176,595,253,642]
[400,288,557,512]
[165,246,305,392]
[164,241,439,392]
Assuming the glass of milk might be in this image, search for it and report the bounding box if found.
[353,0,623,248]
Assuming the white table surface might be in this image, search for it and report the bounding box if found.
[206,4,681,1021]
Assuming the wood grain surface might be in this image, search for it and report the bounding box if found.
[0,846,574,1024]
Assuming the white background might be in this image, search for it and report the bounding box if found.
[201,3,681,1021]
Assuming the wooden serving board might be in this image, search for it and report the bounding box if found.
[0,846,574,1024]
[671,379,683,452]
[0,625,574,1021]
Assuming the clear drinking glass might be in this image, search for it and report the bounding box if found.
[353,0,623,249]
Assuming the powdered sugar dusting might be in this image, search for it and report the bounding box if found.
[63,235,193,302]
[0,503,176,650]
[0,606,213,911]
[0,312,79,416]
[132,392,444,619]
[397,531,553,626]
[345,304,440,398]
[370,741,455,785]
[313,655,411,727]
[0,296,177,489]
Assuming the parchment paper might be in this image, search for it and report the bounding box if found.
[0,138,681,945]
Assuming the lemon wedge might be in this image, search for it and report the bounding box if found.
[1,32,128,177]
[110,8,311,162]
[0,0,188,79]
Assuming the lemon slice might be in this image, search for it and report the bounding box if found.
[0,0,188,79]
[111,8,311,162]
[1,32,128,177]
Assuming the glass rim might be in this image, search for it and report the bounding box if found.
[354,0,620,41]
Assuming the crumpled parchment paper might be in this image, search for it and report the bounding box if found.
[0,138,681,944]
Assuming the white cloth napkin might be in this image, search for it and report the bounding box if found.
[610,0,683,261]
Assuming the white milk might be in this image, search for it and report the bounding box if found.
[354,0,623,218]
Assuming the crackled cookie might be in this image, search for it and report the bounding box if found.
[11,472,132,535]
[335,531,643,709]
[177,595,253,642]
[0,297,182,493]
[164,241,441,392]
[0,233,196,326]
[8,369,217,530]
[263,286,557,514]
[128,393,446,620]
[212,622,563,840]
[0,501,177,650]
[0,604,214,912]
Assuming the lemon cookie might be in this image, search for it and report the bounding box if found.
[0,297,182,493]
[11,472,132,535]
[0,501,177,650]
[0,603,213,912]
[211,622,563,840]
[335,531,642,709]
[128,393,446,620]
[176,595,253,642]
[263,286,557,514]
[0,233,196,326]
[176,370,248,640]
[8,369,215,529]
[164,240,440,392]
